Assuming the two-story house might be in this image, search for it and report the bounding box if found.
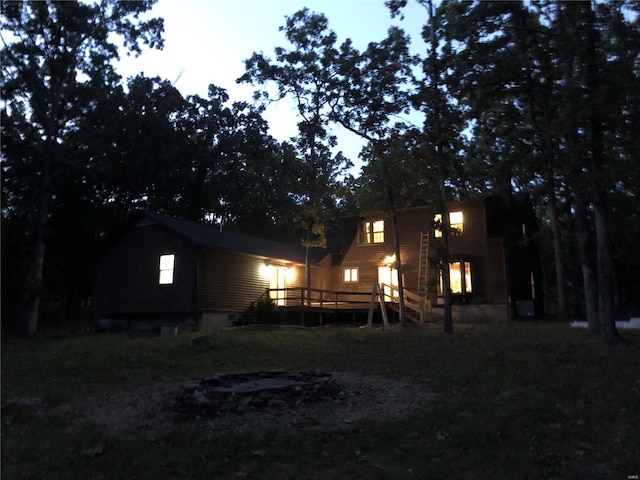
[327,194,542,323]
[92,194,542,331]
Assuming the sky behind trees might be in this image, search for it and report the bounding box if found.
[3,0,637,339]
[114,0,427,168]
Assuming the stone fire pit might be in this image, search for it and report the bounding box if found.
[54,370,436,435]
[175,370,346,419]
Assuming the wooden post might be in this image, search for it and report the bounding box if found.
[367,280,378,327]
[379,285,389,328]
[367,279,389,328]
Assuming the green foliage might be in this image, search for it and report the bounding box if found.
[400,0,640,323]
[1,0,638,332]
[254,296,279,324]
[238,9,356,288]
[1,0,165,334]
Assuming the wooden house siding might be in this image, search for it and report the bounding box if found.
[197,249,310,312]
[447,199,487,251]
[335,199,536,311]
[197,250,269,313]
[427,199,513,305]
[333,207,432,297]
[93,195,542,327]
[93,224,196,318]
[394,207,430,292]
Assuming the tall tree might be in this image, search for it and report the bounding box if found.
[238,9,352,305]
[388,0,469,333]
[211,101,305,239]
[330,25,417,326]
[1,0,164,336]
[430,0,636,341]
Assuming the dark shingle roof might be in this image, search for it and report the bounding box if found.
[142,212,312,264]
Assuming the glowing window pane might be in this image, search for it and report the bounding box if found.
[450,211,463,224]
[159,254,175,284]
[438,261,473,295]
[434,214,442,238]
[434,211,464,237]
[450,211,464,235]
[434,214,443,238]
[372,221,384,243]
[530,272,535,299]
[361,220,385,244]
[450,262,462,294]
[463,261,472,293]
[344,267,358,283]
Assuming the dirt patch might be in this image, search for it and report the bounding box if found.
[54,371,435,437]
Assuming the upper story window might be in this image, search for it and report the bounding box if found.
[360,220,385,244]
[159,254,175,284]
[434,211,464,238]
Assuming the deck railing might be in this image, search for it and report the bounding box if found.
[263,284,431,323]
[265,287,376,310]
[381,283,431,323]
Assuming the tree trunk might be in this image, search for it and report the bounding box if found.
[593,196,619,343]
[21,122,56,337]
[388,189,406,327]
[428,0,452,334]
[545,173,569,322]
[440,203,453,334]
[574,197,599,334]
[305,223,312,308]
[22,193,50,338]
[585,1,620,343]
[557,2,599,334]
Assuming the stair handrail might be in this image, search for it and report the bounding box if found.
[380,283,428,324]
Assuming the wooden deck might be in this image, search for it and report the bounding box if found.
[260,285,431,326]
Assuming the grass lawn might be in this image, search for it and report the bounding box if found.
[2,322,639,479]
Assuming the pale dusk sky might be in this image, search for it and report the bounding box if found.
[115,0,427,169]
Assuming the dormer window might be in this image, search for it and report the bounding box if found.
[360,220,384,245]
[434,211,464,238]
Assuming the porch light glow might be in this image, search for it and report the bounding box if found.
[260,263,273,279]
[286,267,295,282]
[382,254,396,266]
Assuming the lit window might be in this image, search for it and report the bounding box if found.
[360,220,384,244]
[439,260,472,295]
[159,254,175,284]
[530,272,536,299]
[434,211,464,238]
[343,267,359,283]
